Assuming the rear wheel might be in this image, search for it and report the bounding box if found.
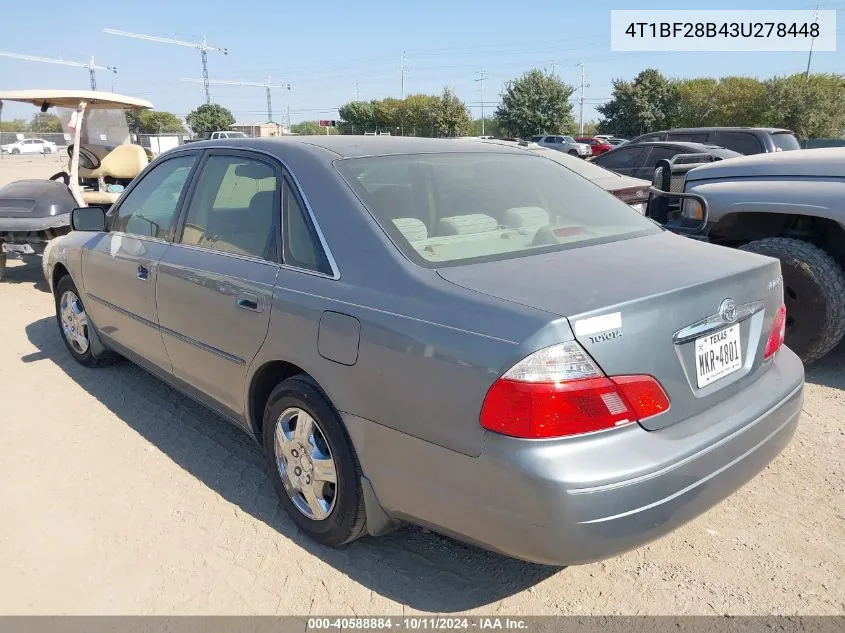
[740,237,845,364]
[43,147,52,154]
[263,375,367,546]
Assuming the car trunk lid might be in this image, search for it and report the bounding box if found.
[437,231,784,430]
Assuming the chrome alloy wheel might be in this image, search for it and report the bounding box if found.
[59,290,90,354]
[274,407,338,520]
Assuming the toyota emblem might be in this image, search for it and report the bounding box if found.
[719,299,737,323]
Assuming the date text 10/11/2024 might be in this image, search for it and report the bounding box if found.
[307,617,529,630]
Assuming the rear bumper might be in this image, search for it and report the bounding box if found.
[348,347,804,565]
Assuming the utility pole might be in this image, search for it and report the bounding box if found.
[475,68,489,136]
[399,51,408,99]
[805,6,821,78]
[286,105,291,132]
[577,63,590,135]
[104,29,228,104]
[354,81,360,101]
[0,51,116,90]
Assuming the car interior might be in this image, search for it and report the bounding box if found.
[347,156,640,264]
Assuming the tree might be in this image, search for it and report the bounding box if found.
[403,93,439,137]
[673,78,719,128]
[469,117,501,137]
[186,103,235,137]
[596,69,677,137]
[28,113,63,133]
[0,118,27,132]
[290,121,339,135]
[433,87,471,137]
[712,77,767,128]
[337,100,379,134]
[764,73,845,139]
[140,111,186,134]
[494,69,576,138]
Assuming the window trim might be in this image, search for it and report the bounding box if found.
[280,173,334,277]
[172,148,283,264]
[106,150,202,242]
[162,145,341,280]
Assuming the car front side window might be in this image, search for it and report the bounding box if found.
[111,154,197,240]
[179,154,279,261]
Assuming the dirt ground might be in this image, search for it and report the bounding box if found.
[0,156,842,616]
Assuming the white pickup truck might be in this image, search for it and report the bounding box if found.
[185,130,248,142]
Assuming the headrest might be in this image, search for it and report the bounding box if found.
[437,214,498,236]
[504,206,550,228]
[392,217,428,242]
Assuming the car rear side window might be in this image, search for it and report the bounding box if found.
[716,132,763,155]
[771,132,801,151]
[111,154,196,240]
[335,152,658,267]
[282,179,333,275]
[593,146,647,169]
[179,154,279,261]
[667,132,708,143]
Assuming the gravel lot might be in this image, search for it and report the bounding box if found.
[0,156,842,616]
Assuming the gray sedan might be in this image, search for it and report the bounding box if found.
[45,136,804,565]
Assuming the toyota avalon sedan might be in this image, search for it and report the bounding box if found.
[44,136,803,565]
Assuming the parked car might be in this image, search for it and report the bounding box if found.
[646,146,845,365]
[0,137,58,155]
[628,127,800,155]
[606,138,629,146]
[530,135,591,157]
[184,130,248,143]
[575,136,614,156]
[45,136,803,566]
[523,144,651,212]
[592,141,741,180]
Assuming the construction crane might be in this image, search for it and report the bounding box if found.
[181,76,290,123]
[0,50,117,90]
[103,28,227,103]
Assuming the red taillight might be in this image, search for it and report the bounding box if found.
[479,342,670,439]
[764,304,787,360]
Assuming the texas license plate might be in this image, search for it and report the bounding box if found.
[2,242,35,254]
[695,324,742,388]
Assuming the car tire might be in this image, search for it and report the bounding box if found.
[11,148,20,155]
[263,374,367,547]
[54,275,121,367]
[740,237,845,364]
[568,149,578,156]
[43,147,52,154]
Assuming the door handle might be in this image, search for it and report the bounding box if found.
[237,294,262,312]
[137,265,150,281]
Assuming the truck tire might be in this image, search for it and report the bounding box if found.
[0,253,6,282]
[740,237,845,365]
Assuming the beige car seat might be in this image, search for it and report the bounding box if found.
[82,145,149,207]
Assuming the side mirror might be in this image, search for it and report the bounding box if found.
[71,206,107,232]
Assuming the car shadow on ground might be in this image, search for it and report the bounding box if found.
[803,341,845,391]
[22,311,559,612]
[1,256,50,292]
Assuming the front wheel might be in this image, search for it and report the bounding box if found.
[740,237,845,364]
[11,148,20,155]
[54,275,120,367]
[263,375,367,546]
[567,149,578,156]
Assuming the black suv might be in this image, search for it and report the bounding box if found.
[627,127,800,155]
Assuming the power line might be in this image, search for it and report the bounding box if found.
[104,28,228,103]
[181,76,290,122]
[0,50,116,90]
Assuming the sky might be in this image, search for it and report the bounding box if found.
[0,0,842,127]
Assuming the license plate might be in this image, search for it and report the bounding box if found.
[695,324,742,388]
[2,243,35,254]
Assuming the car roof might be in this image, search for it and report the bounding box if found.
[180,135,531,160]
[642,127,793,135]
[629,141,730,151]
[0,89,152,110]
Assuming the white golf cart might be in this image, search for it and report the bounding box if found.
[0,90,153,280]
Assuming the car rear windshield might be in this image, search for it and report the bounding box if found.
[334,152,658,267]
[771,131,801,151]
